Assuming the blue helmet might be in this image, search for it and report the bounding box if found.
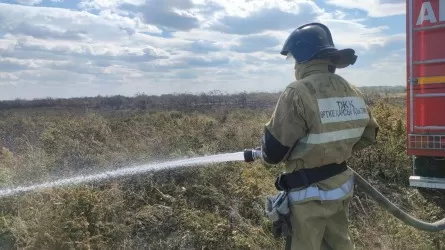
[280,22,357,67]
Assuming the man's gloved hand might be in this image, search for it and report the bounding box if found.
[265,192,292,238]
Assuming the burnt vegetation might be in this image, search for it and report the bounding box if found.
[0,86,405,111]
[1,86,443,250]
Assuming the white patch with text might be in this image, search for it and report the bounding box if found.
[317,96,369,124]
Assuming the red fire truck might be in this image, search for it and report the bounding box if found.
[407,0,445,190]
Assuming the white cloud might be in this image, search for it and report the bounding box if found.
[119,0,203,31]
[0,1,406,100]
[209,0,324,34]
[339,48,406,87]
[326,0,405,17]
[230,34,281,53]
[316,18,395,50]
[15,0,42,5]
[78,0,146,10]
[0,3,161,42]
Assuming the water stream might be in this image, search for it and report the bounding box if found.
[0,152,245,198]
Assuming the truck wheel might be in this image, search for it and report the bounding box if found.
[413,156,445,210]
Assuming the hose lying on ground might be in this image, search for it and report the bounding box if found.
[351,166,445,232]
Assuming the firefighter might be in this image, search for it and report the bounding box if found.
[260,23,379,250]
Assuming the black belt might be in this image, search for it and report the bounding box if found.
[275,162,348,191]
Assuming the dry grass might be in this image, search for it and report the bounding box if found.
[0,93,444,250]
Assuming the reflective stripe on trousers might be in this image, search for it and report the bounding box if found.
[288,177,354,203]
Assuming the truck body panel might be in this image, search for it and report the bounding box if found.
[407,0,445,158]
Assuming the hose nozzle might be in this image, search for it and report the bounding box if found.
[243,149,262,162]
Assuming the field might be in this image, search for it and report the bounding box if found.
[0,87,444,250]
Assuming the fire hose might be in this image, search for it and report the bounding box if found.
[243,149,445,232]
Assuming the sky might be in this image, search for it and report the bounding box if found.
[0,0,407,100]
